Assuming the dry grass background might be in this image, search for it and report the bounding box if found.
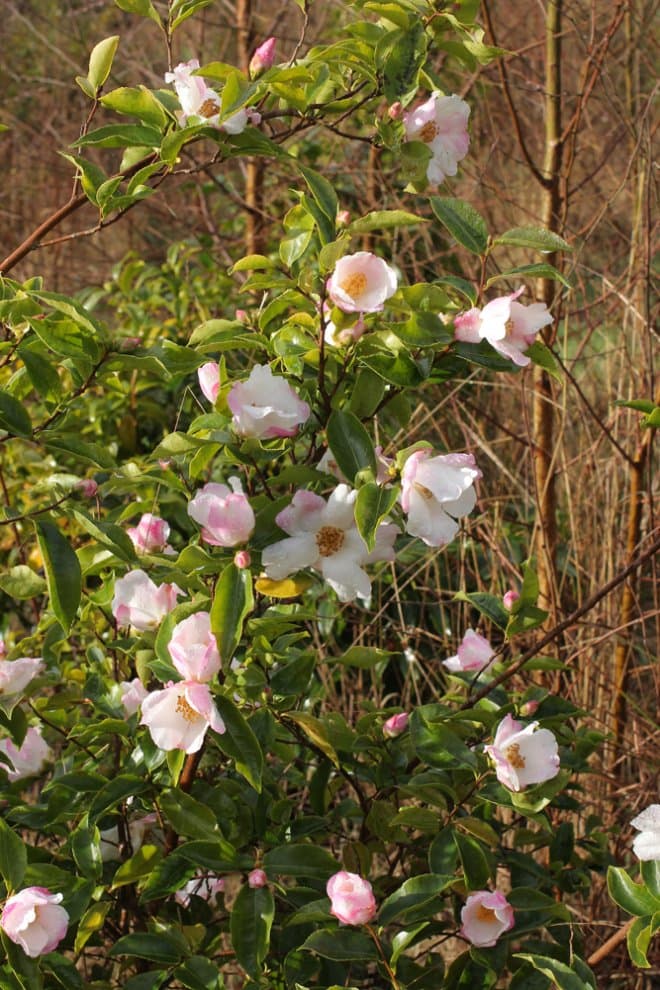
[0,0,657,984]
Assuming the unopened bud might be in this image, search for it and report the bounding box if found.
[234,550,251,569]
[158,459,172,471]
[247,109,262,126]
[383,712,409,738]
[388,101,403,120]
[236,309,248,323]
[520,699,540,717]
[336,210,351,227]
[76,479,98,498]
[503,590,520,611]
[248,868,267,888]
[120,336,141,351]
[249,37,276,78]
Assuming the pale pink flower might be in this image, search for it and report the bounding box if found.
[460,890,514,947]
[165,60,220,126]
[403,93,470,185]
[168,612,220,682]
[234,550,251,569]
[99,814,158,861]
[261,485,398,603]
[485,714,560,792]
[112,570,183,631]
[140,681,225,753]
[327,252,398,314]
[198,362,220,404]
[317,449,344,481]
[0,887,69,957]
[0,728,52,782]
[327,871,377,925]
[75,478,98,497]
[400,449,481,547]
[443,629,494,674]
[249,37,276,77]
[383,712,409,738]
[222,108,250,134]
[630,805,660,861]
[324,314,365,348]
[0,658,44,698]
[120,678,149,716]
[126,513,172,554]
[503,589,520,610]
[188,479,255,547]
[175,873,225,907]
[248,868,267,888]
[455,289,553,367]
[227,365,310,439]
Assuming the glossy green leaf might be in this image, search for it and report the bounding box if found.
[114,0,161,25]
[230,884,274,977]
[263,844,339,881]
[641,859,660,900]
[88,774,149,825]
[454,590,509,630]
[111,845,162,889]
[513,954,592,990]
[110,932,187,965]
[526,341,562,381]
[348,210,425,233]
[494,226,572,253]
[607,866,660,916]
[430,197,488,254]
[87,36,120,91]
[160,788,219,840]
[213,695,264,792]
[327,409,377,482]
[378,23,427,103]
[454,831,491,889]
[626,914,653,968]
[301,928,378,962]
[379,874,453,924]
[487,262,571,289]
[0,818,27,891]
[173,956,225,990]
[35,520,82,631]
[355,482,399,551]
[211,563,253,666]
[101,86,168,128]
[0,390,32,438]
[0,565,47,600]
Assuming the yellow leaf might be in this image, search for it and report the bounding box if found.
[255,575,313,598]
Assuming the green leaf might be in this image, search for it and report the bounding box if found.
[70,823,103,880]
[114,0,162,25]
[263,844,339,881]
[641,859,660,900]
[160,788,219,840]
[213,696,264,792]
[453,831,491,890]
[378,23,427,103]
[526,341,562,381]
[513,954,592,990]
[0,818,27,891]
[0,565,47,600]
[230,884,274,977]
[626,914,653,968]
[87,36,120,91]
[284,711,339,767]
[75,123,162,148]
[430,197,488,254]
[379,874,452,924]
[101,86,168,128]
[88,774,149,825]
[34,520,82,631]
[111,845,162,889]
[301,929,378,962]
[355,483,399,552]
[607,866,660,916]
[327,409,377,483]
[110,932,187,965]
[410,710,478,770]
[335,646,393,668]
[613,398,656,414]
[487,262,571,289]
[348,210,426,233]
[74,901,111,953]
[494,226,572,253]
[454,590,509,630]
[210,564,253,666]
[42,954,84,990]
[0,390,32,438]
[173,956,225,990]
[298,165,338,226]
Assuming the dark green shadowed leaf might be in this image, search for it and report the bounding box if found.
[35,520,82,631]
[230,884,274,977]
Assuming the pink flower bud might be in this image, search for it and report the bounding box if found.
[249,37,276,77]
[503,589,520,610]
[76,479,98,498]
[234,550,251,569]
[388,101,403,120]
[1,887,69,957]
[158,459,172,470]
[383,712,409,738]
[520,699,540,717]
[460,890,514,947]
[248,868,267,888]
[120,677,149,717]
[336,210,351,227]
[198,362,220,404]
[327,871,377,926]
[236,309,248,323]
[248,109,262,126]
[120,336,141,351]
[126,513,172,554]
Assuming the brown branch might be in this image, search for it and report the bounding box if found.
[587,917,634,967]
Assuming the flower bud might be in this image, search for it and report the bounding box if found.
[336,210,351,227]
[388,100,403,120]
[76,479,98,498]
[326,871,377,926]
[249,37,276,78]
[503,589,520,610]
[236,309,248,322]
[383,712,409,738]
[248,868,267,888]
[234,549,251,569]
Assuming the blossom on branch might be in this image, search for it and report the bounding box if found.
[630,805,660,861]
[327,252,397,314]
[0,888,69,958]
[326,871,377,925]
[188,480,255,547]
[454,288,552,367]
[460,890,514,947]
[261,486,397,602]
[112,570,183,631]
[0,657,44,698]
[164,60,252,134]
[198,362,220,404]
[140,681,225,753]
[120,678,149,716]
[400,449,481,547]
[485,714,560,792]
[228,364,310,439]
[0,727,52,782]
[127,513,173,554]
[443,629,494,674]
[168,612,221,683]
[403,92,470,185]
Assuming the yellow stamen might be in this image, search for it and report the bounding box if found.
[339,273,368,299]
[505,742,526,769]
[199,98,218,118]
[176,695,198,723]
[316,525,345,557]
[419,121,439,143]
[475,904,497,923]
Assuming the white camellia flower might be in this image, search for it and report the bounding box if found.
[175,873,225,907]
[168,612,221,683]
[140,681,225,754]
[227,364,310,439]
[164,60,252,134]
[112,570,183,632]
[0,887,69,958]
[262,485,398,602]
[485,714,560,792]
[454,288,553,367]
[630,805,660,861]
[327,252,398,313]
[119,678,149,717]
[443,629,494,673]
[0,727,52,782]
[400,449,481,547]
[460,890,514,947]
[403,92,470,185]
[0,657,44,698]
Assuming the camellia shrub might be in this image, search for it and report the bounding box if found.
[0,1,657,988]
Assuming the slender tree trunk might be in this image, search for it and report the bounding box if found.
[237,0,264,256]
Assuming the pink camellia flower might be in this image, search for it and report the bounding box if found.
[327,252,398,314]
[164,60,251,134]
[485,714,560,792]
[443,629,494,674]
[400,449,481,548]
[503,589,520,610]
[248,868,268,888]
[188,480,255,547]
[127,513,172,555]
[0,887,69,958]
[0,727,52,782]
[198,362,220,404]
[403,92,470,185]
[383,712,409,738]
[630,805,660,861]
[175,873,225,907]
[168,612,220,682]
[249,37,276,77]
[262,485,398,603]
[112,570,183,632]
[227,365,310,439]
[327,871,377,926]
[119,678,149,717]
[460,890,514,947]
[0,658,44,698]
[234,550,251,569]
[454,288,553,367]
[99,814,158,861]
[140,681,225,753]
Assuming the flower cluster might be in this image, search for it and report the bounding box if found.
[454,288,553,367]
[403,92,470,185]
